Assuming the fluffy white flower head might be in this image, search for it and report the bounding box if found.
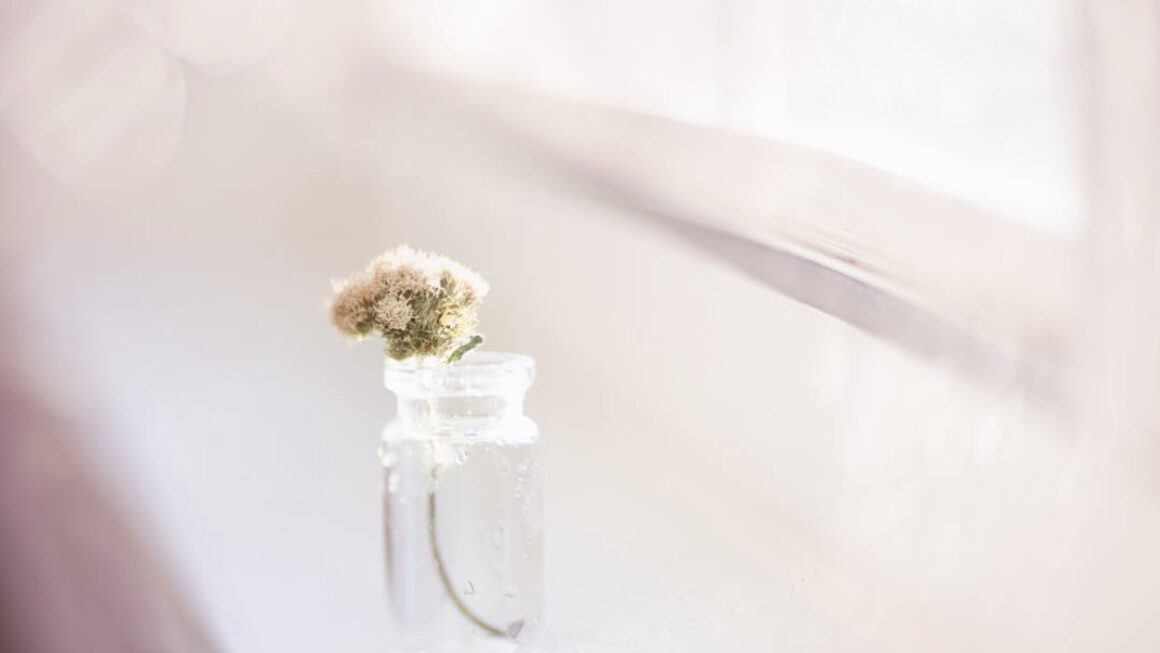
[331,245,488,361]
[371,244,490,298]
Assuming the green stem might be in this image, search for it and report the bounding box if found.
[427,489,523,638]
[447,335,483,363]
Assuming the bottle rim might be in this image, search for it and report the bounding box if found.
[383,350,535,396]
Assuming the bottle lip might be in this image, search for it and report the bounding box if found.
[383,350,535,396]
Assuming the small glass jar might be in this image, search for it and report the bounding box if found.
[380,352,542,651]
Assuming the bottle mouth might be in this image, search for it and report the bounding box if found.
[383,350,535,397]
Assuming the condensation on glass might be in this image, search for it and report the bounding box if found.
[379,352,542,651]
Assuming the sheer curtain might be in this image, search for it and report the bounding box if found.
[3,1,1159,651]
[373,0,1085,233]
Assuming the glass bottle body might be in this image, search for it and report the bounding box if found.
[380,353,542,651]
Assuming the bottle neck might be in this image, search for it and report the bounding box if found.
[383,351,534,437]
[393,391,527,434]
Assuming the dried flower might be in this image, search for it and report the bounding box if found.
[330,245,488,361]
[373,295,413,330]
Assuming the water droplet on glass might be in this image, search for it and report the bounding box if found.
[378,447,395,466]
[491,522,506,550]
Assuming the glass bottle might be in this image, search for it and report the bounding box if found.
[380,351,542,651]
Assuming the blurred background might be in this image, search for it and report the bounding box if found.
[2,1,1159,651]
